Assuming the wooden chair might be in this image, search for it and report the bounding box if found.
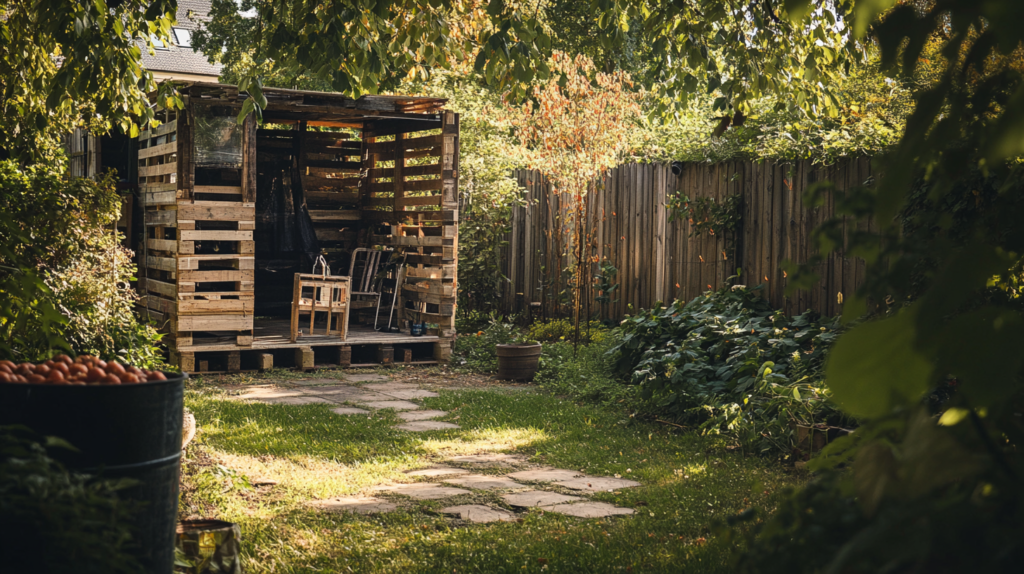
[347,248,391,310]
[289,274,351,342]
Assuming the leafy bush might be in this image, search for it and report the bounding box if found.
[611,286,848,454]
[0,425,141,573]
[526,318,606,344]
[451,316,521,374]
[0,161,165,367]
[533,335,634,405]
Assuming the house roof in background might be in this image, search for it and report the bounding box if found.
[140,0,222,78]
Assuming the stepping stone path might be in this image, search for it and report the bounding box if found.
[405,466,470,477]
[315,496,397,515]
[441,505,516,523]
[238,374,640,522]
[502,490,582,508]
[539,502,635,518]
[441,474,523,490]
[234,377,451,432]
[398,410,448,422]
[373,483,471,500]
[554,476,642,493]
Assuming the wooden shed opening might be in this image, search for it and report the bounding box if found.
[135,82,459,372]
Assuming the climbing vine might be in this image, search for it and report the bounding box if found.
[668,193,742,258]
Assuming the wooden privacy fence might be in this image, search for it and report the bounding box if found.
[500,157,876,320]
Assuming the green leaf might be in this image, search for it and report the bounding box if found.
[854,0,898,39]
[826,309,933,419]
[487,0,504,17]
[237,98,255,125]
[938,407,970,427]
[936,308,1024,408]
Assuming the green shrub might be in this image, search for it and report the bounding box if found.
[533,335,634,405]
[526,318,607,344]
[452,316,520,373]
[0,161,164,367]
[610,286,848,455]
[0,425,141,573]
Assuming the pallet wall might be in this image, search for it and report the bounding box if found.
[364,111,460,337]
[138,105,257,355]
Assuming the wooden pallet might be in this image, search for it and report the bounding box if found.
[169,322,443,373]
[137,106,256,348]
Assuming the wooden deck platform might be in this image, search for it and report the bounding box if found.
[170,319,449,373]
[178,319,438,352]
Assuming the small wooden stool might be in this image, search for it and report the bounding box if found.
[290,274,351,342]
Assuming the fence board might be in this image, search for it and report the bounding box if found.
[500,159,871,320]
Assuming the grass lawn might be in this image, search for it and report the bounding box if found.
[181,370,804,573]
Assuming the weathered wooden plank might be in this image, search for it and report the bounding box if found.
[396,194,442,207]
[147,239,177,253]
[177,205,255,221]
[146,255,177,272]
[139,278,176,298]
[178,269,255,283]
[307,210,361,221]
[178,230,253,241]
[140,161,177,177]
[193,185,242,195]
[177,255,255,270]
[178,299,255,315]
[139,141,177,160]
[176,314,253,332]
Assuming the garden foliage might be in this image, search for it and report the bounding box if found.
[0,426,141,574]
[0,161,164,366]
[611,286,845,454]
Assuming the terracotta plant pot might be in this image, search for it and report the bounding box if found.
[496,343,542,381]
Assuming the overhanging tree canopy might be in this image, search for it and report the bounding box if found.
[0,0,182,161]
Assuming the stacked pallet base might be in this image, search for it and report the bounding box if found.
[169,322,446,373]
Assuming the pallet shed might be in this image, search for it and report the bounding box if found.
[135,82,459,372]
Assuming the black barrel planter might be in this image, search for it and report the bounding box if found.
[496,343,543,381]
[0,372,186,574]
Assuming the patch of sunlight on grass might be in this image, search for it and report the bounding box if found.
[417,427,548,457]
[212,450,418,500]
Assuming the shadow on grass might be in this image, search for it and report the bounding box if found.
[184,388,802,573]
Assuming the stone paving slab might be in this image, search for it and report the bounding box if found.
[377,389,440,400]
[441,474,523,490]
[234,387,304,401]
[360,400,422,411]
[405,466,471,478]
[508,468,585,482]
[361,382,420,392]
[397,410,448,421]
[331,407,371,416]
[441,505,516,523]
[313,389,393,402]
[448,453,528,466]
[502,490,582,508]
[374,483,472,500]
[539,501,635,518]
[290,378,348,386]
[394,421,461,432]
[315,496,398,515]
[265,395,336,405]
[344,374,390,383]
[554,477,641,492]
